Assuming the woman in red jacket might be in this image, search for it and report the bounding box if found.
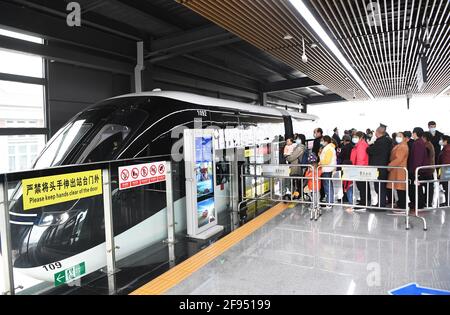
[350,131,370,206]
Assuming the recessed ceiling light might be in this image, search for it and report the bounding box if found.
[310,42,318,48]
[283,34,294,40]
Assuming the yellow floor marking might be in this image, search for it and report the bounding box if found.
[130,202,289,295]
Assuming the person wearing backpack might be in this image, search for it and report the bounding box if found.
[286,134,306,199]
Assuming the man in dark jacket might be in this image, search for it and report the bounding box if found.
[338,135,353,164]
[312,128,323,157]
[312,128,324,200]
[404,131,414,170]
[367,127,393,208]
[428,121,444,165]
[439,135,450,206]
[332,127,341,147]
[408,127,429,209]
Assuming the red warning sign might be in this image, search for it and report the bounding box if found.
[120,169,129,181]
[150,165,157,176]
[118,161,167,190]
[158,164,165,174]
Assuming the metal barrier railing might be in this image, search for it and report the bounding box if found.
[238,162,450,232]
[415,164,450,229]
[238,163,321,221]
[316,164,426,230]
[0,155,175,295]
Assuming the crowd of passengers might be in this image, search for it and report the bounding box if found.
[278,121,450,212]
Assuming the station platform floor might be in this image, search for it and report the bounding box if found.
[131,203,450,295]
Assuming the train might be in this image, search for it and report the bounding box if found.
[3,91,317,284]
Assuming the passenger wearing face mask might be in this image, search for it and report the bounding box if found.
[286,135,307,198]
[350,132,370,206]
[286,135,306,171]
[428,121,444,165]
[438,135,450,206]
[387,132,409,210]
[319,136,337,208]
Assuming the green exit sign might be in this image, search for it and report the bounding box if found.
[54,262,86,287]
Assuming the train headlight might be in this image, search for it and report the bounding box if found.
[38,210,77,227]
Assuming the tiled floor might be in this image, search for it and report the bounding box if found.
[166,206,450,295]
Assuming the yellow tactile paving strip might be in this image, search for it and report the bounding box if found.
[130,202,289,295]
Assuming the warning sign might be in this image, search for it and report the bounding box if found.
[118,161,167,190]
[22,169,103,211]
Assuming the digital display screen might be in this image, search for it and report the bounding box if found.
[195,136,215,229]
[197,197,215,228]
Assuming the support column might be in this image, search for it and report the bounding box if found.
[259,91,267,106]
[301,102,308,113]
[134,41,144,93]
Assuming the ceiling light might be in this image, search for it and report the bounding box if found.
[302,37,308,63]
[288,0,375,100]
[436,83,450,97]
[283,34,294,40]
[310,42,318,48]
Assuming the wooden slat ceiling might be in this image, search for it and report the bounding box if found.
[177,0,450,101]
[311,0,450,98]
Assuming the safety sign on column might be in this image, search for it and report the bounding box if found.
[118,161,166,190]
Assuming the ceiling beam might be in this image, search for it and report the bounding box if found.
[229,45,299,80]
[115,0,189,30]
[151,66,258,101]
[263,77,321,93]
[306,94,346,104]
[146,25,240,61]
[0,1,137,59]
[155,57,260,92]
[0,34,133,74]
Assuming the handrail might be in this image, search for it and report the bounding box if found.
[0,154,172,182]
[0,156,174,295]
[414,164,450,220]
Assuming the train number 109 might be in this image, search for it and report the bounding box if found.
[42,262,62,271]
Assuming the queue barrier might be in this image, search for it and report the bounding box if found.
[0,156,175,295]
[316,164,426,230]
[239,163,436,231]
[238,164,321,221]
[414,164,450,230]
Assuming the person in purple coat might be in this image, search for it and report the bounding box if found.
[408,127,430,210]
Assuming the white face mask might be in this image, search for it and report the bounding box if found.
[295,139,301,145]
[352,137,359,144]
[429,127,436,134]
[439,140,444,146]
[396,137,403,144]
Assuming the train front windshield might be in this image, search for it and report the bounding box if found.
[34,101,149,168]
